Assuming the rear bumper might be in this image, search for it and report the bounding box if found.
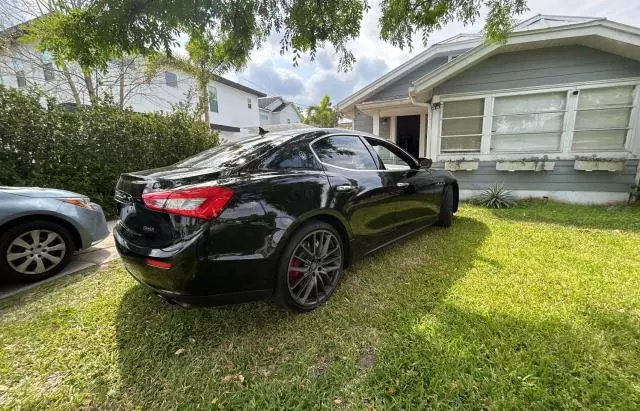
[113,224,275,307]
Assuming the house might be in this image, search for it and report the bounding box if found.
[258,96,302,126]
[0,29,266,141]
[338,15,640,204]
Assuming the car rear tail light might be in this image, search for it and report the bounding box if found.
[142,186,234,220]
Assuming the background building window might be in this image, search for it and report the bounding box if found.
[491,92,566,152]
[440,99,484,153]
[16,71,27,88]
[165,71,178,87]
[208,86,218,113]
[247,98,252,109]
[43,63,55,81]
[572,86,634,151]
[260,112,268,120]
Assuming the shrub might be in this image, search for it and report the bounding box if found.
[630,185,640,203]
[0,86,219,217]
[475,183,517,209]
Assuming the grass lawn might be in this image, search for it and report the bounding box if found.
[1,202,639,409]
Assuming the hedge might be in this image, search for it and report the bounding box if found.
[0,86,219,217]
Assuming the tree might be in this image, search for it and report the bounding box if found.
[21,0,528,76]
[147,30,249,125]
[1,0,163,107]
[304,95,341,128]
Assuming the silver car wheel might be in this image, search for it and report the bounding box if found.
[6,229,67,275]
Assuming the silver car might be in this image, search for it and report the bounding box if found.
[0,187,109,282]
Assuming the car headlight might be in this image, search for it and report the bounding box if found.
[59,197,92,209]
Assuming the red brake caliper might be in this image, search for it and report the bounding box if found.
[289,258,302,285]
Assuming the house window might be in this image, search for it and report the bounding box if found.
[16,71,27,88]
[440,99,483,153]
[287,118,291,124]
[491,92,566,152]
[572,86,635,150]
[260,112,268,120]
[247,98,252,109]
[165,71,178,87]
[43,63,55,81]
[208,86,218,112]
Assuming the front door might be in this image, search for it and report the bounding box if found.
[362,136,440,233]
[396,115,420,159]
[311,134,405,253]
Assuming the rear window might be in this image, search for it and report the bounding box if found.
[175,133,292,169]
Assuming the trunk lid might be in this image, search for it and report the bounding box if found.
[114,132,299,248]
[115,166,227,247]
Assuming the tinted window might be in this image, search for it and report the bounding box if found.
[312,135,376,170]
[264,144,317,170]
[175,133,294,169]
[364,138,413,170]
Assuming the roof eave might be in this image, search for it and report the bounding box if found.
[336,38,481,112]
[409,19,640,98]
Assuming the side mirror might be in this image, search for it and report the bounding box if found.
[419,158,432,169]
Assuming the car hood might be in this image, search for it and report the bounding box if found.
[0,186,86,198]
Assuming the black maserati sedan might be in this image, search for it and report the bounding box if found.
[114,128,458,311]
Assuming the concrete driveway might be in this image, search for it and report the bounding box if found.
[0,221,119,300]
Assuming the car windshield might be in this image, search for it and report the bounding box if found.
[174,133,293,169]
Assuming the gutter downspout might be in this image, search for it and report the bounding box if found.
[409,87,430,108]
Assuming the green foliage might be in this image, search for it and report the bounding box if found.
[476,182,517,208]
[0,86,218,216]
[22,0,527,73]
[2,203,640,409]
[379,0,528,49]
[303,95,341,128]
[630,184,640,202]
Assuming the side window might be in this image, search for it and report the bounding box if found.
[263,145,318,170]
[312,135,376,170]
[364,138,413,170]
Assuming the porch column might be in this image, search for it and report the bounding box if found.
[419,112,427,158]
[429,103,441,158]
[390,116,397,142]
[372,110,380,136]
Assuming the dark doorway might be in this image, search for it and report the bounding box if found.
[396,115,420,158]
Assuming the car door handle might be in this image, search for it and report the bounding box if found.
[396,182,410,188]
[336,184,356,192]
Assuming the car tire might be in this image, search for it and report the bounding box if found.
[436,185,454,228]
[275,221,344,311]
[0,220,74,283]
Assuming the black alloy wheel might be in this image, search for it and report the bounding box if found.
[276,222,344,311]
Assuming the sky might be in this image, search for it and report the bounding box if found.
[225,0,640,109]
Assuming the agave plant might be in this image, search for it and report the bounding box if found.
[477,183,516,208]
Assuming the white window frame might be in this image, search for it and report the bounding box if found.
[438,96,485,154]
[208,86,219,113]
[490,91,567,154]
[433,78,640,161]
[43,62,55,82]
[164,71,178,88]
